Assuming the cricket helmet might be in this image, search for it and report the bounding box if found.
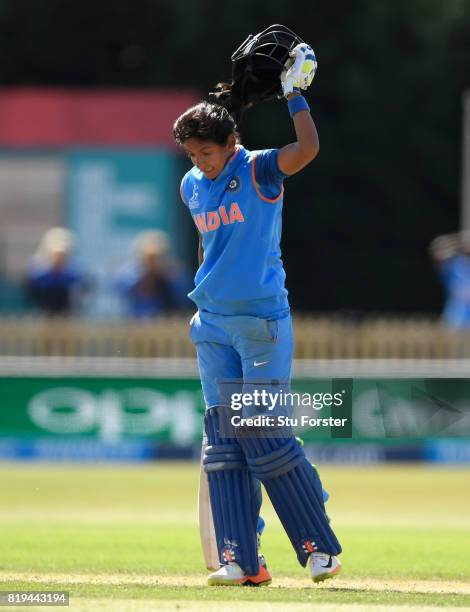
[211,24,305,122]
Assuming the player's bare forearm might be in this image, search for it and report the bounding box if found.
[278,94,319,176]
[198,232,204,266]
[289,92,319,159]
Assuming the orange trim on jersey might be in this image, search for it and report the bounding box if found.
[251,154,284,203]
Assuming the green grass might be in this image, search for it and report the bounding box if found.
[0,463,469,610]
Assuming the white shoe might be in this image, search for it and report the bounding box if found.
[309,552,341,583]
[207,561,272,586]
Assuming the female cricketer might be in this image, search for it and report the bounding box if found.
[173,42,342,586]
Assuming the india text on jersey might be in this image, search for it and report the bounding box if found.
[192,202,245,234]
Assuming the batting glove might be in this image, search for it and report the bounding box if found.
[281,43,317,97]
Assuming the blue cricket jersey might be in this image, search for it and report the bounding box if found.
[180,145,290,318]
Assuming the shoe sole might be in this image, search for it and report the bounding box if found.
[208,576,272,587]
[312,564,341,583]
[208,566,272,587]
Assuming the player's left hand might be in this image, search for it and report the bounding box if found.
[281,43,317,97]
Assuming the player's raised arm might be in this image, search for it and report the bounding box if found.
[277,44,319,176]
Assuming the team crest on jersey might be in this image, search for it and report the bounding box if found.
[188,184,199,209]
[227,176,242,193]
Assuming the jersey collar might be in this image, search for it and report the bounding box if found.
[214,145,245,183]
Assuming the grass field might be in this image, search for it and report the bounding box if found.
[0,463,469,611]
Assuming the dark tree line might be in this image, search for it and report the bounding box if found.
[1,0,470,313]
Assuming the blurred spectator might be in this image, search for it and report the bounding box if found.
[26,227,88,316]
[114,230,191,318]
[430,231,470,328]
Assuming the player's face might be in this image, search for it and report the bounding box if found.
[183,136,236,180]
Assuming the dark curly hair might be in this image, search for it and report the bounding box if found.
[173,101,239,146]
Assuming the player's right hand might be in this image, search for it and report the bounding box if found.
[281,44,317,97]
